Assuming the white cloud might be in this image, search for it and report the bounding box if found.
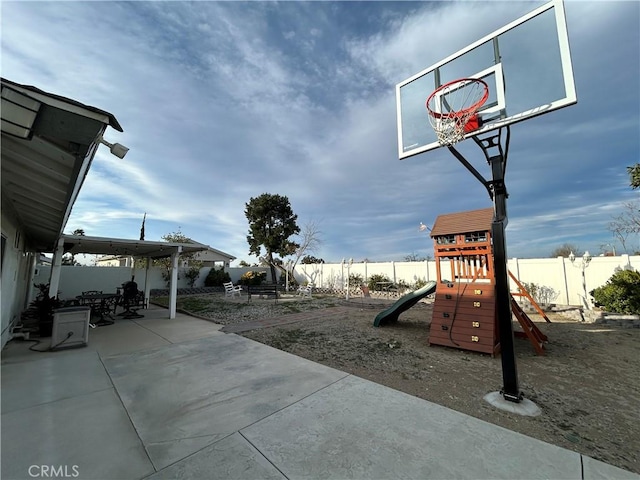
[2,1,638,263]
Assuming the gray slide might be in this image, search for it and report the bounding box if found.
[373,281,437,327]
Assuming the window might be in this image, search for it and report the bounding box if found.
[465,231,487,243]
[436,235,456,245]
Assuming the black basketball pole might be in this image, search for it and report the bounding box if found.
[488,154,521,402]
[448,126,522,403]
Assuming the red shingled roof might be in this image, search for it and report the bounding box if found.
[430,208,494,237]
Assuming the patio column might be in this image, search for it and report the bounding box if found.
[168,247,182,319]
[48,237,65,299]
[143,256,151,308]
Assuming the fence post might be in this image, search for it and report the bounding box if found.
[560,256,570,305]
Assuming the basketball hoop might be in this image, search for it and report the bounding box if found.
[426,78,489,146]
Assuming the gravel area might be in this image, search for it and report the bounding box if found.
[152,293,343,325]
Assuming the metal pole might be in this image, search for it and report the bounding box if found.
[489,155,521,402]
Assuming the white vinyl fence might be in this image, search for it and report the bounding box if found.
[31,255,639,307]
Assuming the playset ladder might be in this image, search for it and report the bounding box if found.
[510,296,547,355]
[509,270,551,323]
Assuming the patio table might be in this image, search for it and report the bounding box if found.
[76,293,120,326]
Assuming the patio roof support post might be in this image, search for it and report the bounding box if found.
[168,247,182,319]
[143,256,151,308]
[25,252,38,309]
[48,237,65,299]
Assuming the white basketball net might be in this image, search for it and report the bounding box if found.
[426,79,487,147]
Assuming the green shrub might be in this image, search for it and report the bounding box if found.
[414,278,429,290]
[348,273,364,286]
[522,282,558,305]
[184,266,201,287]
[590,269,640,314]
[204,267,231,287]
[368,273,391,291]
[239,270,266,286]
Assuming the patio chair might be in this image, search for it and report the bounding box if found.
[223,281,243,298]
[297,283,313,299]
[120,279,144,319]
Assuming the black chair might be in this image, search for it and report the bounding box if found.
[120,282,145,319]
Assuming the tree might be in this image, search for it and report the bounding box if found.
[628,164,640,189]
[607,166,640,253]
[134,229,200,283]
[238,260,251,267]
[404,252,431,262]
[279,220,324,284]
[550,243,582,258]
[68,228,85,265]
[160,230,200,282]
[609,202,640,253]
[301,255,325,264]
[61,254,80,266]
[245,193,300,283]
[139,213,146,240]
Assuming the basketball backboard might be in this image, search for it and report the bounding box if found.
[396,0,576,159]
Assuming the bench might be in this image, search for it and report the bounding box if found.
[223,282,243,298]
[247,284,279,303]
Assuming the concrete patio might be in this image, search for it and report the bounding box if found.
[1,305,637,480]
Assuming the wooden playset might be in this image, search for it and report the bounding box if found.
[429,208,548,356]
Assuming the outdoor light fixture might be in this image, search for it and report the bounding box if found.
[569,251,592,310]
[569,250,592,267]
[98,136,129,159]
[342,258,354,300]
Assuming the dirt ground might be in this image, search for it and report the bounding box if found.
[237,297,640,475]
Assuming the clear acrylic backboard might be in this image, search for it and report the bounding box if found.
[396,0,577,159]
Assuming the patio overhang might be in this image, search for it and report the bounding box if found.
[52,235,212,319]
[1,77,123,252]
[60,234,211,259]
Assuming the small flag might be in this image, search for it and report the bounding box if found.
[140,213,146,241]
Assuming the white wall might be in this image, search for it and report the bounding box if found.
[23,255,640,308]
[29,265,274,301]
[295,256,639,306]
[1,209,37,348]
[33,266,135,301]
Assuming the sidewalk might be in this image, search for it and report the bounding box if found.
[2,305,637,479]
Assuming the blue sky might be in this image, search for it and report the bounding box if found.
[2,1,638,264]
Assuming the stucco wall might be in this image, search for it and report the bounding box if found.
[1,209,36,348]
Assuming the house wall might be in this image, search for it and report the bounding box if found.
[1,208,37,348]
[95,256,132,267]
